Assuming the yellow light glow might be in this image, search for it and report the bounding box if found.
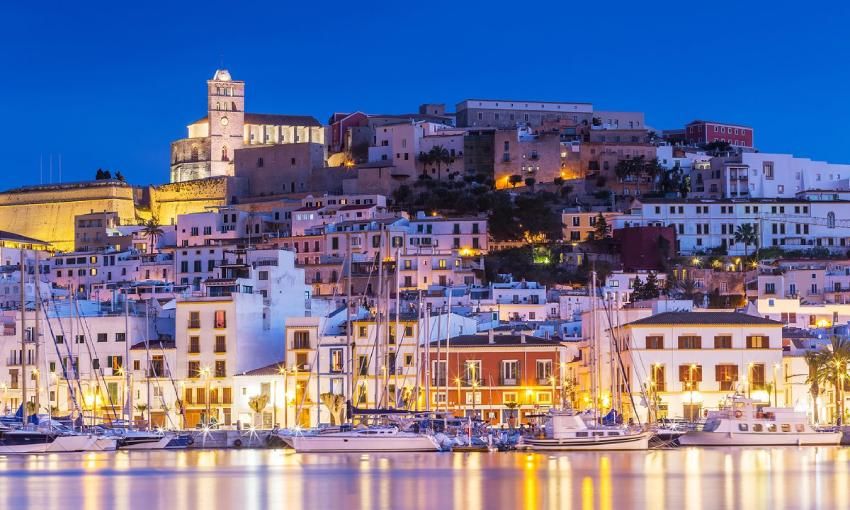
[751,390,770,403]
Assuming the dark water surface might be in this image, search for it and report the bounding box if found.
[1,447,848,509]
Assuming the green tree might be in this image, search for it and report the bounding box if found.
[810,337,850,424]
[248,394,269,427]
[524,177,536,189]
[631,276,644,301]
[587,213,611,241]
[420,145,454,180]
[805,352,825,424]
[508,174,523,188]
[141,218,164,254]
[642,272,661,299]
[115,171,125,182]
[734,223,758,258]
[95,168,105,180]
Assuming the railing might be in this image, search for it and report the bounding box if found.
[500,377,518,386]
[292,339,311,350]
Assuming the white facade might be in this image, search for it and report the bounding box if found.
[623,312,785,423]
[615,198,850,255]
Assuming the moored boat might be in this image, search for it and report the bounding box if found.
[525,409,650,451]
[679,397,841,446]
[289,426,441,453]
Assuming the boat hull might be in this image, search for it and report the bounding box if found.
[526,432,651,451]
[679,431,842,446]
[118,435,174,450]
[89,437,119,451]
[290,434,440,453]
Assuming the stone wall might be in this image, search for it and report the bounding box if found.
[147,177,230,225]
[0,181,137,251]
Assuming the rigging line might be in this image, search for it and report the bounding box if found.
[73,300,119,422]
[41,298,83,420]
[600,297,643,427]
[350,253,379,392]
[47,292,86,420]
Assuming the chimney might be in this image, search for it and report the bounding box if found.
[488,329,495,344]
[520,331,527,344]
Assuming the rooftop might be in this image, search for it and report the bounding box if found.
[625,311,782,327]
[430,334,561,348]
[239,360,285,376]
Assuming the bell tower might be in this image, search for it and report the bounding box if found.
[207,69,245,178]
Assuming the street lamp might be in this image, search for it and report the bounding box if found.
[278,366,289,429]
[200,366,211,426]
[471,380,478,416]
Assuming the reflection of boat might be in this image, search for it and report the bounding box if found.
[288,427,441,453]
[0,429,97,454]
[525,410,650,451]
[679,397,841,446]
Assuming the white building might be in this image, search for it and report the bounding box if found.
[622,311,785,422]
[614,198,850,256]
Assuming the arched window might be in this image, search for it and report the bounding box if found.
[232,102,237,111]
[221,146,229,161]
[216,101,220,110]
[190,146,199,162]
[828,212,836,228]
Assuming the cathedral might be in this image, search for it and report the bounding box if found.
[170,69,325,183]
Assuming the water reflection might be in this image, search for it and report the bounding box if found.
[0,447,848,509]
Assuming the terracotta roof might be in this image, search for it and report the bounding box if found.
[430,334,561,348]
[625,312,782,327]
[190,113,321,127]
[130,339,175,350]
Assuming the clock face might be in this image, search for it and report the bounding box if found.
[220,117,229,126]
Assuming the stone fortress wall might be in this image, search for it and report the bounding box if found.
[0,178,230,251]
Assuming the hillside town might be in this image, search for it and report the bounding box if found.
[3,67,850,435]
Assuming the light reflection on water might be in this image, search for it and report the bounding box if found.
[1,447,849,510]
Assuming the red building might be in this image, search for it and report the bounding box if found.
[685,120,754,149]
[425,332,569,425]
[613,225,676,271]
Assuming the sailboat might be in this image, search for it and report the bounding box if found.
[288,243,440,454]
[527,271,650,451]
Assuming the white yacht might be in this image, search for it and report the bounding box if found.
[0,429,97,454]
[679,397,841,446]
[288,427,441,453]
[525,410,651,451]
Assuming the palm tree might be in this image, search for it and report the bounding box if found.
[248,394,269,427]
[320,392,345,425]
[141,219,164,254]
[811,337,850,424]
[424,145,454,180]
[675,278,701,304]
[733,223,758,258]
[805,352,824,424]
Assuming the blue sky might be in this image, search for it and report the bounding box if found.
[3,0,849,188]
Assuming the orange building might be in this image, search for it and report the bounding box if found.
[425,332,569,425]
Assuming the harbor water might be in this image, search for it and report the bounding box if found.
[2,447,849,510]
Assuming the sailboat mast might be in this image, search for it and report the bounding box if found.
[589,270,598,426]
[34,251,40,416]
[345,235,353,416]
[145,299,152,429]
[124,291,130,422]
[424,304,431,412]
[19,249,27,425]
[443,289,453,415]
[375,240,383,408]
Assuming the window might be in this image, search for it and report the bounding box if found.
[650,365,666,392]
[214,310,226,328]
[189,336,200,354]
[679,364,703,388]
[330,348,343,373]
[432,360,447,386]
[293,330,310,350]
[715,364,739,390]
[746,335,769,349]
[677,335,702,349]
[714,335,732,349]
[97,333,107,343]
[646,336,664,349]
[464,360,481,385]
[501,360,519,385]
[215,360,226,378]
[188,361,200,378]
[750,363,766,390]
[536,360,552,383]
[188,311,200,329]
[214,336,226,353]
[358,355,369,376]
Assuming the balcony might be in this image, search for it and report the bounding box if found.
[292,339,311,350]
[500,377,518,386]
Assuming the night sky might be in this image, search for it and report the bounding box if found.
[4,0,849,189]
